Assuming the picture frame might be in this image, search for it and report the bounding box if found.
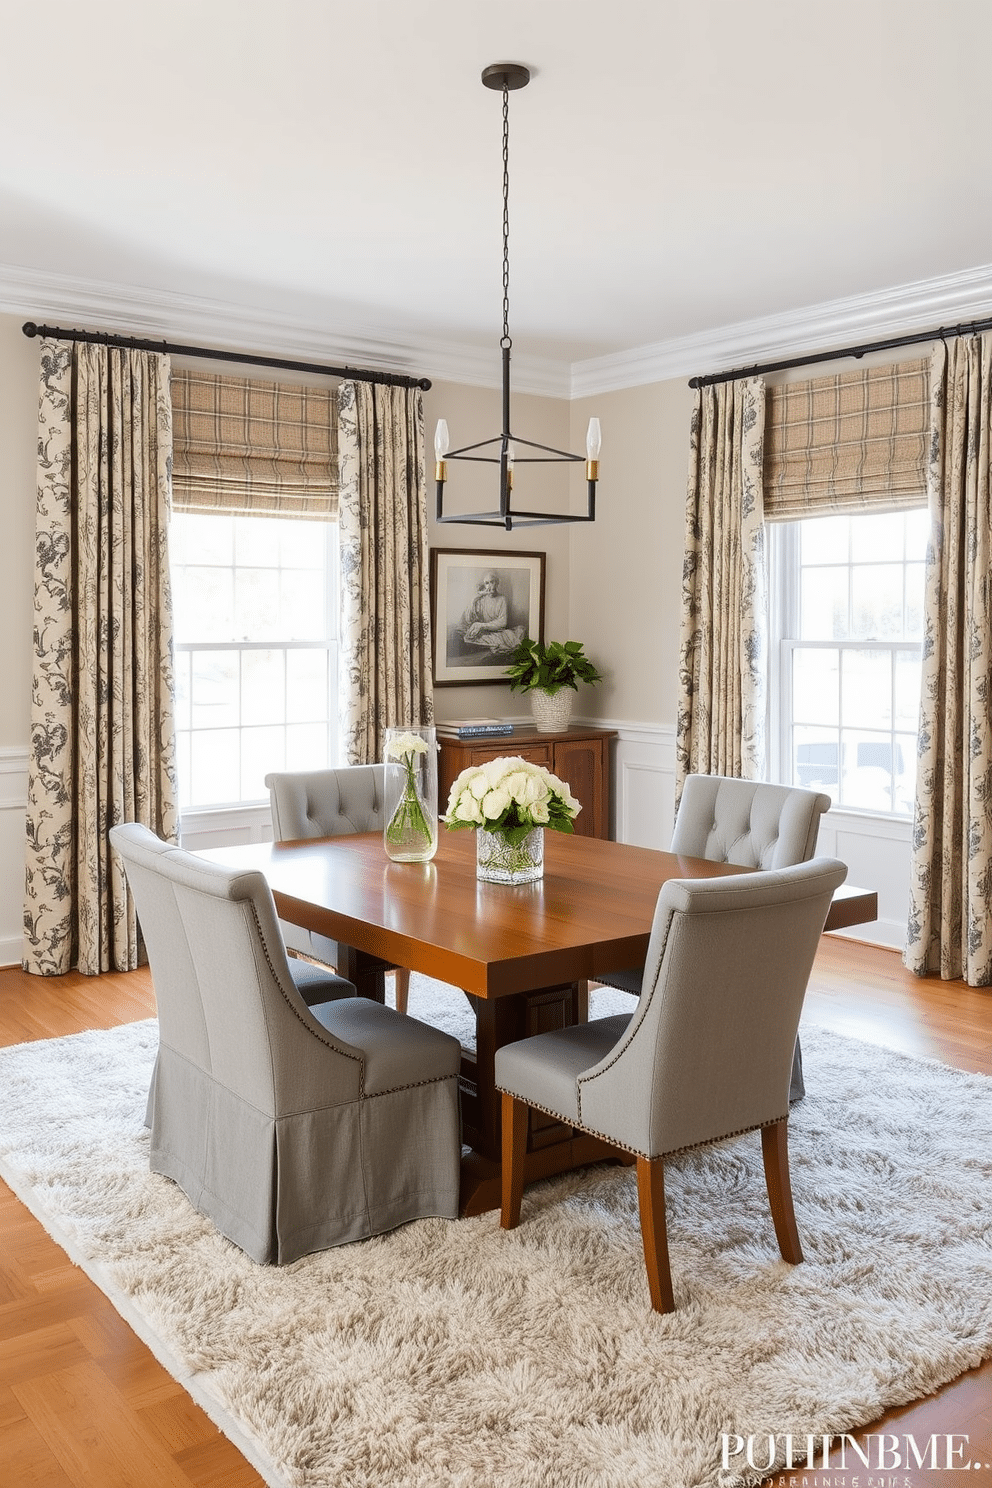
[430,548,546,686]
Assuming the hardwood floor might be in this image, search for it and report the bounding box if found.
[0,942,990,1486]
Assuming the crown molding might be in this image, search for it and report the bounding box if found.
[0,262,570,398]
[5,258,992,404]
[569,261,992,397]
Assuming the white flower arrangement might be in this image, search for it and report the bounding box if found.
[443,755,581,844]
[383,730,434,852]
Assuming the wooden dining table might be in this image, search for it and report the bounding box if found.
[200,830,877,1213]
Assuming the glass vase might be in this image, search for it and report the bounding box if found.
[383,726,438,863]
[476,825,544,884]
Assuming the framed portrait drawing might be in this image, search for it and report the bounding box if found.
[430,548,545,686]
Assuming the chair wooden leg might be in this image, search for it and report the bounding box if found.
[636,1155,675,1313]
[393,968,410,1015]
[500,1091,529,1229]
[761,1119,803,1265]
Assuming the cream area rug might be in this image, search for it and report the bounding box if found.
[1,976,991,1488]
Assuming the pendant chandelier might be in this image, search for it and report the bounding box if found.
[434,63,601,531]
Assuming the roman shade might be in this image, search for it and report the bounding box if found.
[170,370,338,519]
[763,358,929,519]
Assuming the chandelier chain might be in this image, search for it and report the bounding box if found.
[501,82,511,349]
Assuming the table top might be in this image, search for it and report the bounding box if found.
[200,831,876,1000]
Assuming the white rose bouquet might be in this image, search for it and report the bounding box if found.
[443,755,581,845]
[384,730,435,853]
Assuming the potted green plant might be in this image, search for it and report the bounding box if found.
[505,637,603,733]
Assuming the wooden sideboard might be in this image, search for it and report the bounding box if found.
[437,724,617,840]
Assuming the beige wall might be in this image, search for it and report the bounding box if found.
[0,313,42,746]
[568,377,694,726]
[422,376,573,722]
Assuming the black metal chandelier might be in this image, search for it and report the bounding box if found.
[434,63,601,530]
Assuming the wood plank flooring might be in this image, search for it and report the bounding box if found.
[1,942,990,1486]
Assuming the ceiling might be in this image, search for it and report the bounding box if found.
[2,0,991,381]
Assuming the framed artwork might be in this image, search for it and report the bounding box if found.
[430,548,546,686]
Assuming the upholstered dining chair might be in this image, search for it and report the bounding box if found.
[496,856,847,1312]
[110,823,462,1264]
[265,764,411,1014]
[597,775,832,1101]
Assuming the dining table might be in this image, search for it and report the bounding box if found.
[199,830,877,1214]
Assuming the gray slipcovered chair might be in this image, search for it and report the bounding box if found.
[265,764,410,1014]
[496,857,847,1312]
[597,775,832,1101]
[110,822,462,1264]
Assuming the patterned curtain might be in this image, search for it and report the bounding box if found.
[905,334,992,986]
[24,341,178,976]
[337,381,434,763]
[676,378,766,797]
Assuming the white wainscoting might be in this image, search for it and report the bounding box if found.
[0,729,912,969]
[599,718,910,952]
[0,748,27,967]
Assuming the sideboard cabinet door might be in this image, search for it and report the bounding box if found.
[437,726,615,839]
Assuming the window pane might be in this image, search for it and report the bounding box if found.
[241,725,285,801]
[792,648,839,726]
[189,729,240,806]
[850,510,904,563]
[176,513,234,566]
[841,649,892,729]
[191,652,239,729]
[242,650,285,725]
[792,726,839,792]
[235,517,283,567]
[800,514,849,564]
[894,648,921,730]
[280,570,326,640]
[800,567,849,639]
[173,650,191,730]
[851,564,904,639]
[904,562,925,638]
[287,650,328,722]
[279,522,326,570]
[287,723,328,770]
[841,730,895,812]
[174,566,235,642]
[894,731,918,816]
[234,567,281,639]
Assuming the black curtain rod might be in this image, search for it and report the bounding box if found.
[688,315,992,389]
[21,321,432,391]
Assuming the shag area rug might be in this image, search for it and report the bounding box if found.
[1,977,991,1488]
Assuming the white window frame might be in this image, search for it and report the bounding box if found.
[172,514,340,843]
[767,517,925,820]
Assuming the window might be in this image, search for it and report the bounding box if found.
[770,508,929,817]
[171,512,338,809]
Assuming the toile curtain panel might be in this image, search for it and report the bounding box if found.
[337,381,434,763]
[905,334,992,986]
[24,340,178,976]
[676,377,766,798]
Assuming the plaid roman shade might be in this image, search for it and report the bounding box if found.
[763,358,928,519]
[170,370,338,519]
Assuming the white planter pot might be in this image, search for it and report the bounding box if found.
[530,690,573,733]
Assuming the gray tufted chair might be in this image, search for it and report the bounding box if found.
[111,823,462,1263]
[596,775,832,1101]
[265,765,410,1013]
[497,857,847,1312]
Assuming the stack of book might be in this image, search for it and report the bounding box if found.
[436,718,515,740]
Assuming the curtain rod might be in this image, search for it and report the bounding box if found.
[687,315,992,389]
[21,321,432,391]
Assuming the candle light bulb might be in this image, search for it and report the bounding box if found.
[505,441,515,488]
[434,420,450,459]
[586,418,602,460]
